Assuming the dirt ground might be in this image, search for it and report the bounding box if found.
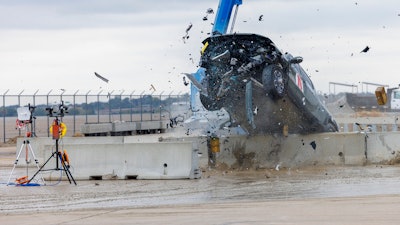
[2,146,400,224]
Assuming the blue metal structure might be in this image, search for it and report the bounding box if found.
[212,0,242,35]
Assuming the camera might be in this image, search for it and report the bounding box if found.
[46,101,68,117]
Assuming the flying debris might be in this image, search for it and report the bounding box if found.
[258,15,263,21]
[275,164,280,171]
[355,122,364,131]
[310,141,316,150]
[149,84,156,92]
[202,7,214,21]
[183,76,189,86]
[94,72,109,83]
[360,46,370,53]
[186,23,193,33]
[253,106,258,115]
[182,23,193,43]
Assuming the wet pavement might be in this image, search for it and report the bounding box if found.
[2,163,400,213]
[2,145,400,224]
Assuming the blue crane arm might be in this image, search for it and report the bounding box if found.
[186,0,242,112]
[212,0,242,35]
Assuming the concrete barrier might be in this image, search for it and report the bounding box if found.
[14,131,400,179]
[16,136,201,180]
[203,131,400,169]
[366,132,400,164]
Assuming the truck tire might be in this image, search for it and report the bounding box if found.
[262,64,286,99]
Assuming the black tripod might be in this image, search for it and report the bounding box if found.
[29,116,77,185]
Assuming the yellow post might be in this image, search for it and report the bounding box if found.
[210,137,220,153]
[283,124,289,137]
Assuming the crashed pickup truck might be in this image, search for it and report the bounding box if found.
[193,33,338,135]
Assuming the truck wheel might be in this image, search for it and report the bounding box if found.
[262,64,286,99]
[327,119,339,132]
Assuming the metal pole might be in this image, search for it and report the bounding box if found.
[33,90,39,107]
[97,90,103,123]
[119,90,125,122]
[85,90,91,123]
[168,91,173,120]
[2,90,9,143]
[159,91,164,120]
[17,90,24,136]
[129,91,135,122]
[46,89,52,137]
[60,89,65,102]
[140,91,145,122]
[32,89,39,137]
[108,90,114,123]
[73,90,79,134]
[150,93,153,121]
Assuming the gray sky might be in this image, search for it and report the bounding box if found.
[0,0,399,95]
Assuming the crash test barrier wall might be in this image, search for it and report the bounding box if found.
[15,136,201,180]
[14,131,400,179]
[191,132,400,169]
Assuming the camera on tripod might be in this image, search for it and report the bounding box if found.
[46,101,68,117]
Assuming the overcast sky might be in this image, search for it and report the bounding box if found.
[0,0,399,95]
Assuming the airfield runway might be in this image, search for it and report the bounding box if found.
[2,145,400,224]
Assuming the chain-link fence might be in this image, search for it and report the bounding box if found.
[0,90,190,143]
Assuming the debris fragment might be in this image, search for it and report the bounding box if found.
[355,122,364,130]
[360,46,370,53]
[182,23,193,43]
[183,76,189,86]
[206,8,214,14]
[185,23,193,33]
[149,84,156,92]
[94,72,109,83]
[275,164,280,171]
[253,106,258,115]
[310,141,316,150]
[258,15,263,21]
